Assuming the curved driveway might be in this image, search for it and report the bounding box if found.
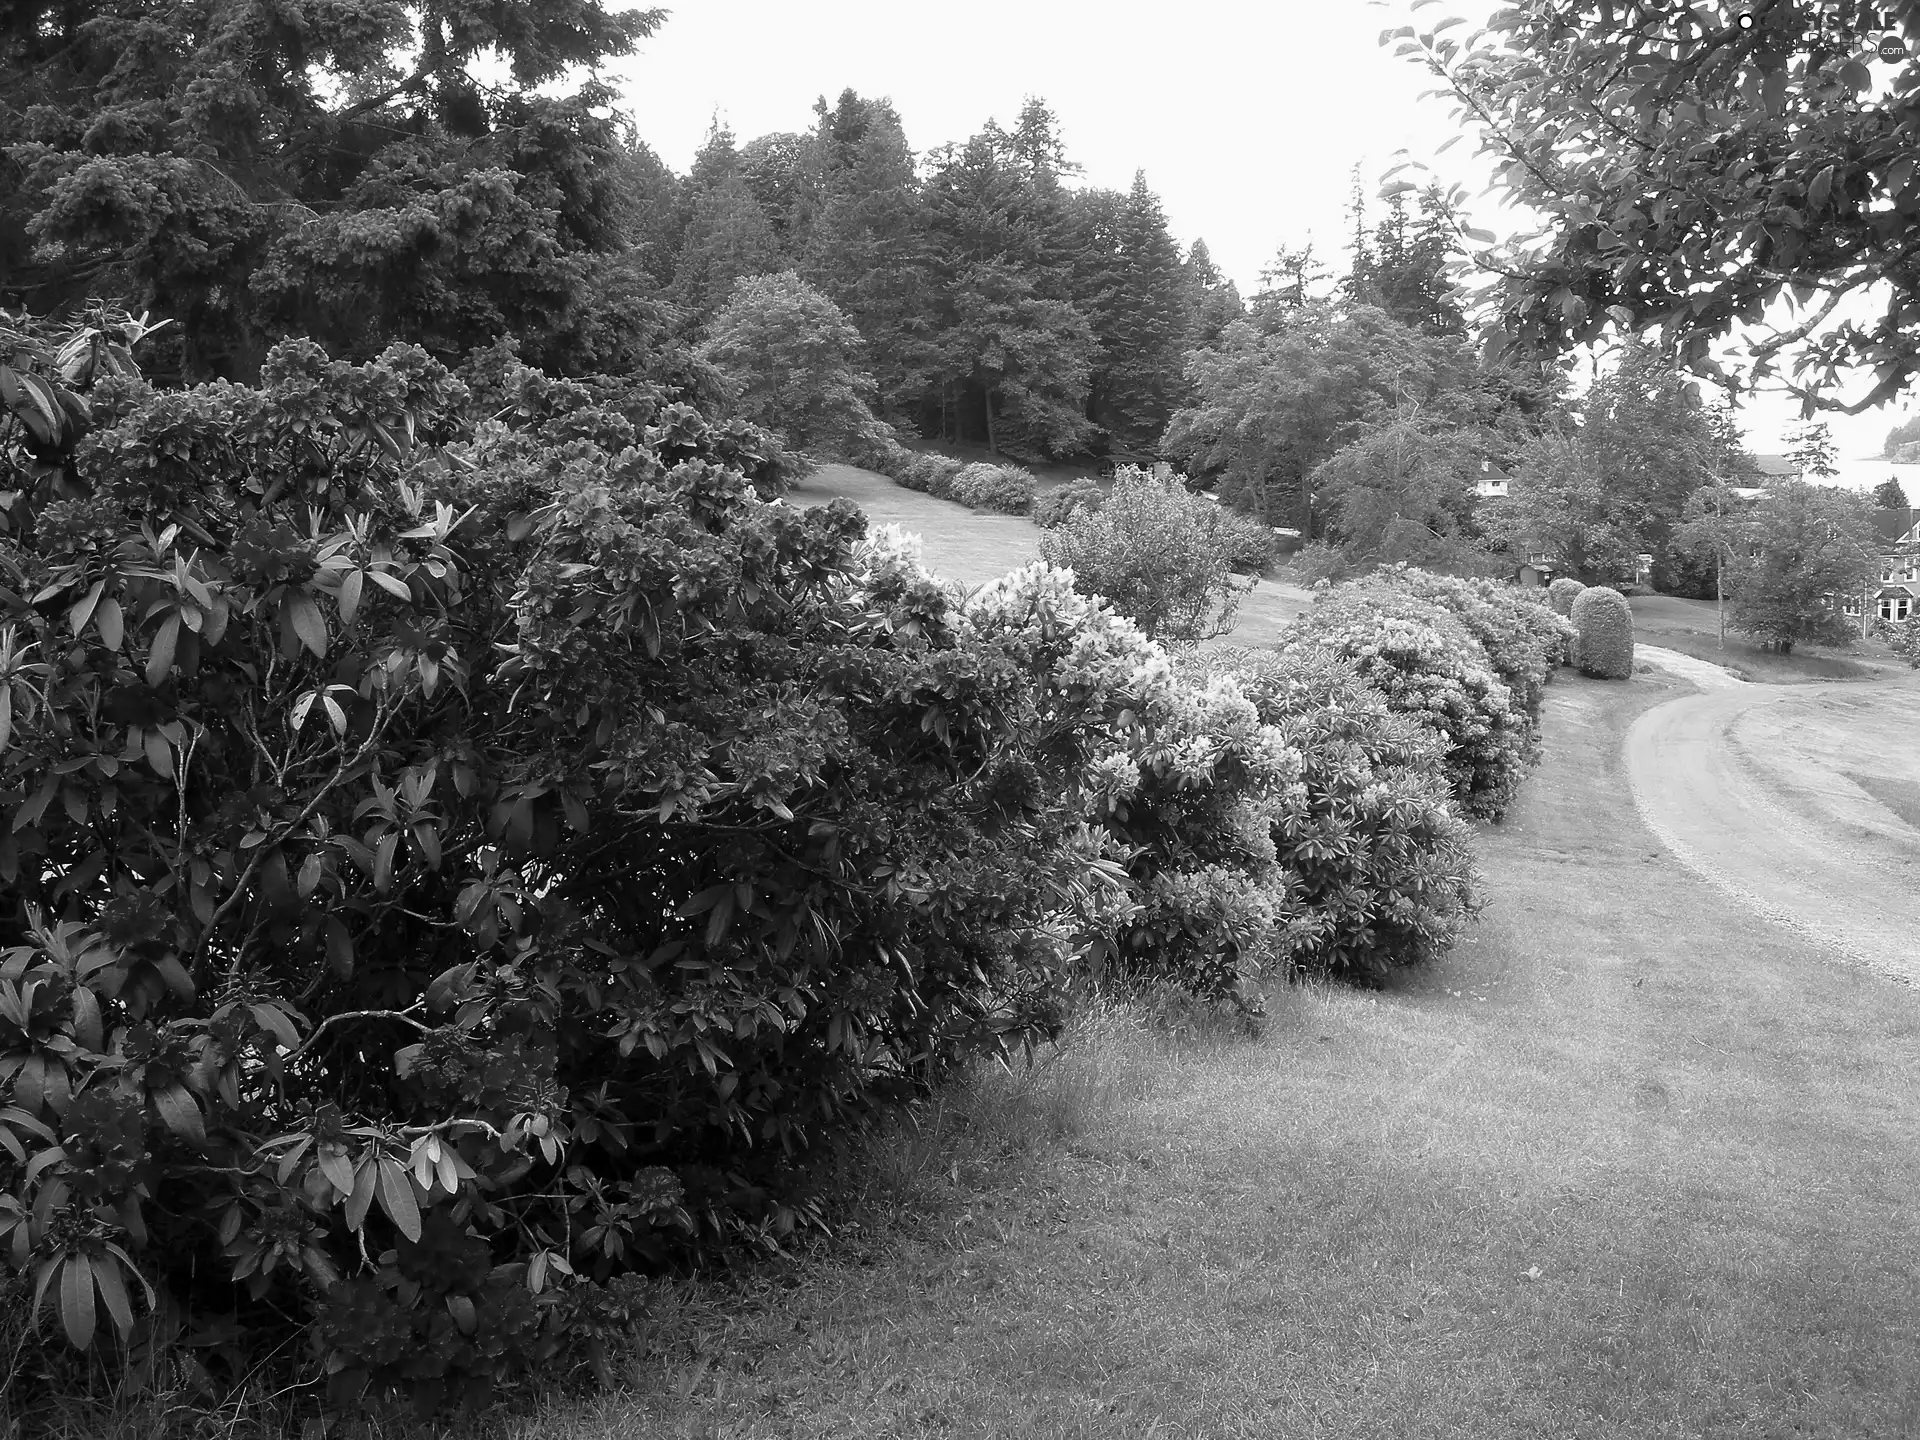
[1625,677,1920,983]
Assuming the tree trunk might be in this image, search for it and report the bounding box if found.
[983,386,998,456]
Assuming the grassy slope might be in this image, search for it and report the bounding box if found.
[791,463,1315,640]
[516,677,1920,1438]
[1630,593,1894,682]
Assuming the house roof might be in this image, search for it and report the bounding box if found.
[1870,507,1920,546]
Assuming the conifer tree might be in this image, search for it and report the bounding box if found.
[673,124,784,319]
[1,0,666,379]
[1098,172,1191,449]
[1182,240,1245,352]
[802,93,938,419]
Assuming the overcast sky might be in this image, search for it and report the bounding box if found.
[604,1,1913,475]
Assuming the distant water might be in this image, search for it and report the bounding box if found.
[1829,458,1920,493]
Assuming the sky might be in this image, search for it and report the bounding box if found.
[602,0,1915,475]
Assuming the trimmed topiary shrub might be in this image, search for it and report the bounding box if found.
[1570,585,1635,679]
[1279,586,1533,820]
[1548,576,1584,616]
[1033,477,1104,528]
[950,462,1037,515]
[1193,648,1479,984]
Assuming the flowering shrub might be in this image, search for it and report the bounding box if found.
[959,566,1301,1007]
[1195,648,1479,983]
[1385,568,1572,724]
[0,323,1129,1415]
[1040,465,1253,646]
[950,462,1037,515]
[1279,586,1533,821]
[1570,585,1635,679]
[1032,478,1104,528]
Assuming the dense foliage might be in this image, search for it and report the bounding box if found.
[950,463,1038,516]
[1389,569,1571,722]
[1402,3,1920,412]
[1040,467,1253,646]
[1711,481,1876,653]
[1,0,669,383]
[1197,648,1479,984]
[1278,584,1533,821]
[0,320,1163,1412]
[1569,587,1636,680]
[1032,479,1105,529]
[696,273,879,455]
[1547,577,1584,617]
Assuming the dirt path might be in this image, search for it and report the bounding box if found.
[1624,678,1920,982]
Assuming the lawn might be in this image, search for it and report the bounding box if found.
[1629,592,1893,682]
[503,668,1920,1440]
[792,462,1315,641]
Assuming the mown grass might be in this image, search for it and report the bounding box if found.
[1629,592,1890,682]
[793,462,1315,642]
[477,669,1920,1440]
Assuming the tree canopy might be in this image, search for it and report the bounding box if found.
[1,0,666,381]
[1402,2,1920,412]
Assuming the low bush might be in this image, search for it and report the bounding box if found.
[1570,585,1635,679]
[1040,466,1253,647]
[1279,586,1532,821]
[950,462,1037,516]
[1288,540,1359,588]
[1194,648,1479,984]
[1199,502,1279,575]
[1033,478,1104,528]
[1548,576,1584,616]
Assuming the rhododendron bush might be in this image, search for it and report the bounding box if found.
[1278,584,1536,821]
[1196,647,1479,983]
[0,323,1137,1412]
[0,299,1553,1419]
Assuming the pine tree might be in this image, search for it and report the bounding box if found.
[1182,240,1245,351]
[1,0,666,378]
[1097,172,1191,449]
[801,94,938,420]
[673,123,784,319]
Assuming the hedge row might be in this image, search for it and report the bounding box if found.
[0,307,1563,1422]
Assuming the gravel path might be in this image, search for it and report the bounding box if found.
[1634,644,1744,690]
[1624,681,1920,983]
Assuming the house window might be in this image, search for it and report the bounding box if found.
[1883,563,1899,583]
[1843,596,1863,616]
[1880,594,1912,622]
[1903,556,1919,583]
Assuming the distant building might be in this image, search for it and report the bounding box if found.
[1843,506,1920,624]
[1473,459,1509,499]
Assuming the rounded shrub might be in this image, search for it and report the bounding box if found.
[951,461,1036,515]
[960,566,1301,1010]
[1548,576,1585,616]
[1038,465,1252,646]
[1570,585,1635,679]
[1033,477,1104,528]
